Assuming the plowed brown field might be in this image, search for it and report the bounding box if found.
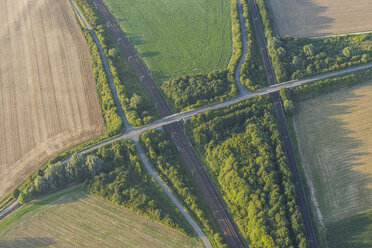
[0,0,104,200]
[268,0,372,37]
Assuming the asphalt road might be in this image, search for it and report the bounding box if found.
[246,0,318,246]
[134,141,212,248]
[92,0,247,247]
[2,0,372,246]
[0,200,19,221]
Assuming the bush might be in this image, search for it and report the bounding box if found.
[239,0,267,90]
[254,0,372,82]
[18,192,32,204]
[11,189,20,199]
[162,70,237,110]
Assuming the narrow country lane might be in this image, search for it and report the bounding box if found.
[2,1,372,247]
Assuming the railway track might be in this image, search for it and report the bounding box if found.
[246,0,318,247]
[3,0,370,246]
[93,0,247,246]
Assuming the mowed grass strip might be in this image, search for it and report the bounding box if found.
[0,188,202,248]
[103,0,232,84]
[293,80,372,225]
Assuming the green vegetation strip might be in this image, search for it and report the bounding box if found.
[6,140,197,238]
[254,0,372,83]
[140,130,226,247]
[187,97,307,247]
[239,0,267,90]
[75,0,158,126]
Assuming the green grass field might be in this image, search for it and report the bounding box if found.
[104,0,232,85]
[0,187,202,248]
[293,80,372,247]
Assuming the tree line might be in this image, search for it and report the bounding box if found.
[161,70,237,111]
[281,69,372,106]
[187,97,307,247]
[254,0,372,83]
[140,130,227,248]
[75,0,158,126]
[228,0,244,82]
[240,0,268,90]
[16,140,195,236]
[83,29,123,136]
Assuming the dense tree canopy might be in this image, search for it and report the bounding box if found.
[162,70,237,111]
[19,141,195,236]
[188,97,307,247]
[140,130,227,247]
[239,0,267,90]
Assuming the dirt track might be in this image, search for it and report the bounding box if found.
[0,0,104,200]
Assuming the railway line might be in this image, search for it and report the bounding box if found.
[2,0,372,247]
[246,0,318,246]
[92,0,247,246]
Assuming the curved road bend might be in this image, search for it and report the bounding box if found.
[92,0,247,247]
[3,61,370,226]
[3,0,371,244]
[70,0,131,131]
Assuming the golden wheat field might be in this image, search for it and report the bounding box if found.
[268,0,372,37]
[293,81,372,225]
[0,0,104,200]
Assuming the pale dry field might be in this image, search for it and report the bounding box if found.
[293,80,372,225]
[0,190,202,248]
[268,0,372,37]
[0,0,104,200]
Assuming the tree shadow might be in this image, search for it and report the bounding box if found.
[125,32,146,46]
[44,187,88,206]
[271,0,334,37]
[296,82,372,223]
[326,209,372,248]
[0,237,55,247]
[141,51,160,58]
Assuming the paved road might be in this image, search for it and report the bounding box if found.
[0,200,19,221]
[246,0,318,246]
[93,0,247,247]
[235,0,249,96]
[3,0,372,245]
[71,1,210,247]
[70,0,131,131]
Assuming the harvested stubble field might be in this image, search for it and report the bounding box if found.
[0,0,104,200]
[0,188,202,248]
[268,0,372,37]
[293,80,372,226]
